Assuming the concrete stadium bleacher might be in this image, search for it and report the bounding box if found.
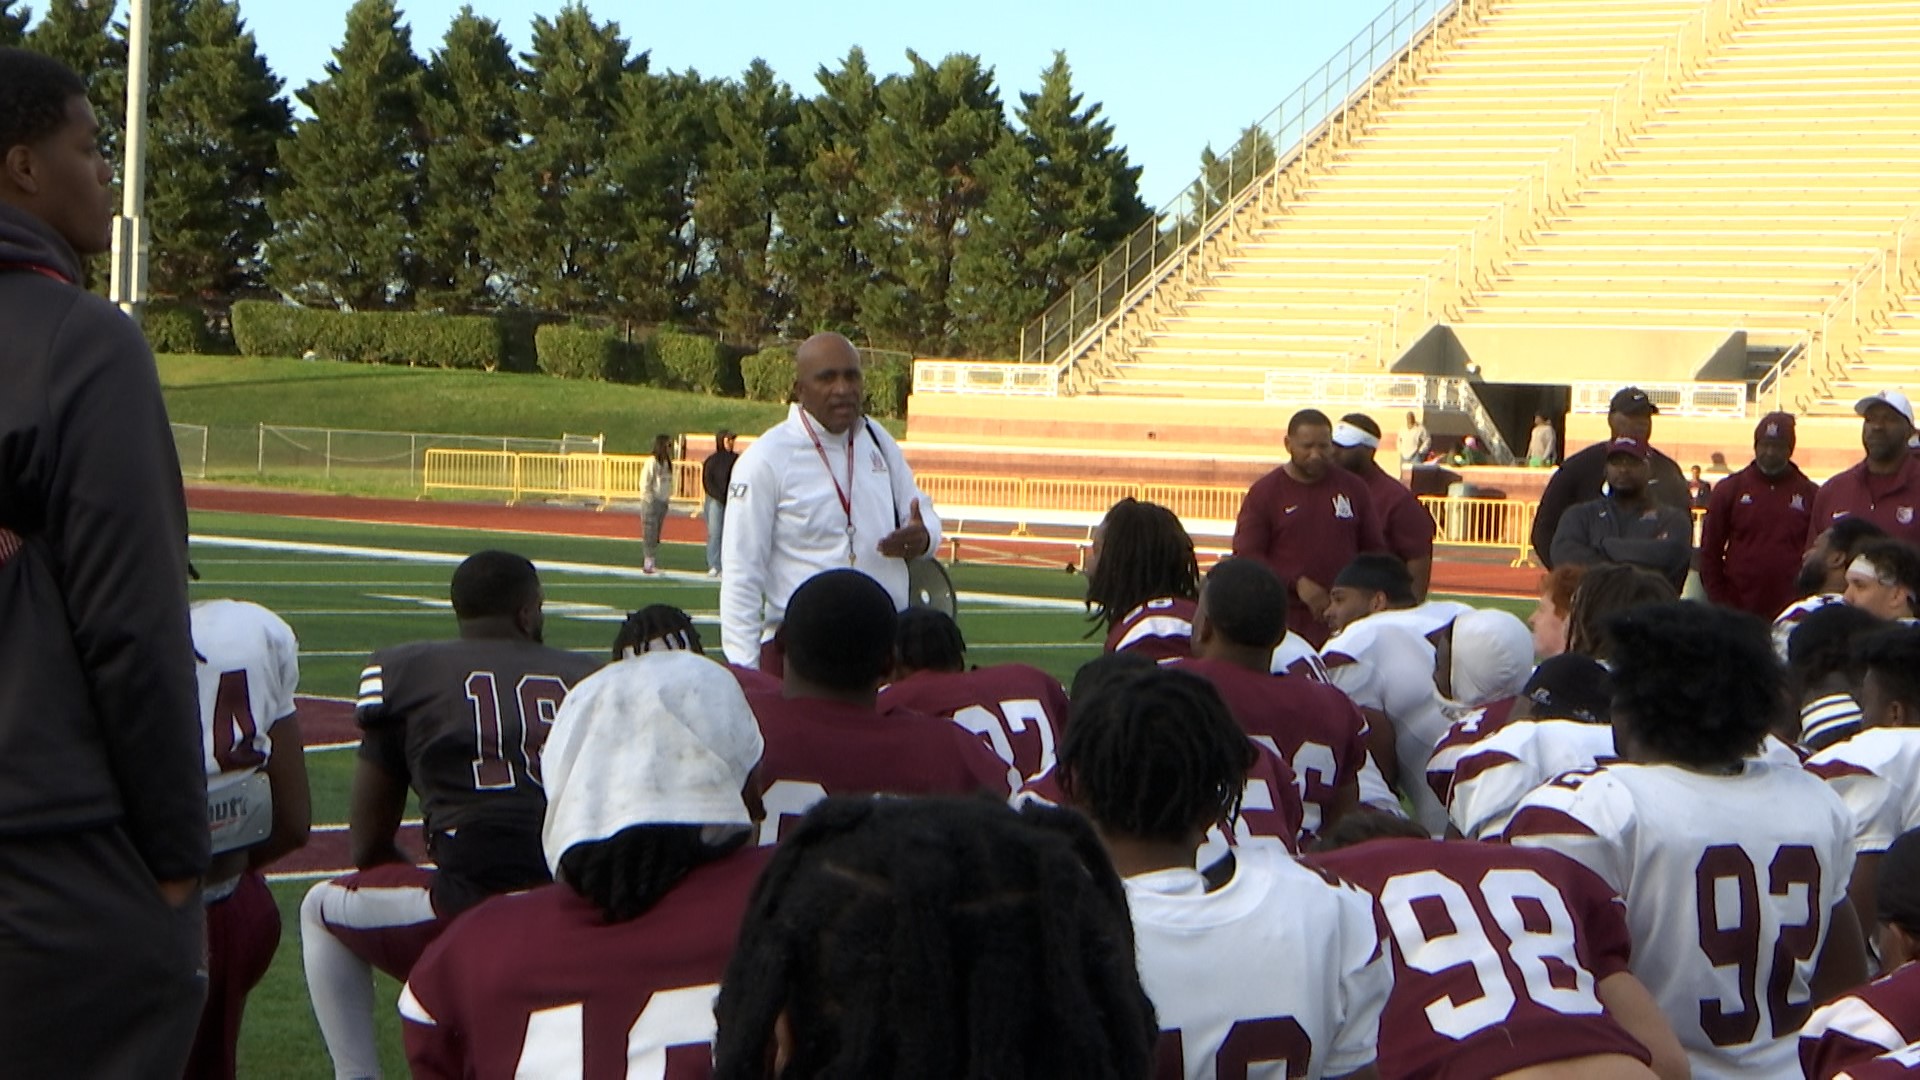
[905,0,1920,500]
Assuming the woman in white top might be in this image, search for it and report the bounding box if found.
[639,434,675,574]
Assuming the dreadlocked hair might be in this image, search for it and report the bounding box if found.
[1057,666,1254,844]
[557,824,746,924]
[895,606,966,675]
[612,604,704,660]
[1606,602,1780,769]
[1563,562,1677,662]
[1085,498,1198,634]
[711,796,1157,1080]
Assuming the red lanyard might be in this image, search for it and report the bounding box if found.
[799,410,857,564]
[0,261,73,285]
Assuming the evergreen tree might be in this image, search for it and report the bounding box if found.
[266,0,425,309]
[0,2,30,46]
[417,6,518,312]
[692,59,796,343]
[142,0,291,299]
[773,47,883,338]
[487,3,638,315]
[28,0,123,155]
[619,66,713,322]
[857,50,1009,355]
[1192,125,1276,222]
[950,51,1148,356]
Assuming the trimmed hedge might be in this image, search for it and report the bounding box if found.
[740,346,794,403]
[535,325,638,382]
[862,351,911,418]
[142,301,210,354]
[230,301,514,371]
[649,327,738,394]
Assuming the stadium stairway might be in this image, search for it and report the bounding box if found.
[1455,0,1920,377]
[1083,0,1715,402]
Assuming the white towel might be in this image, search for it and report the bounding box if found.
[541,650,764,873]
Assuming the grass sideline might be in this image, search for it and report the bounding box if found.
[197,507,1526,1076]
[158,353,895,457]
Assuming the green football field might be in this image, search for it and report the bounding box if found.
[192,507,1525,1076]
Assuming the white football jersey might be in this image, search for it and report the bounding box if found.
[1323,622,1450,833]
[1773,593,1843,662]
[1507,760,1857,1080]
[1808,729,1920,854]
[1127,846,1390,1080]
[1428,716,1616,840]
[192,598,299,791]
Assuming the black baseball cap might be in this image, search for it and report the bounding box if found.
[1609,387,1659,416]
[1880,827,1920,931]
[1522,654,1611,724]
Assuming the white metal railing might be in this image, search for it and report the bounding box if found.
[1772,209,1920,412]
[1016,0,1468,373]
[1355,0,1749,371]
[912,360,1061,397]
[1570,381,1747,417]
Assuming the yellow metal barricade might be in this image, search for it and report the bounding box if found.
[1025,479,1136,515]
[1140,484,1244,523]
[422,449,515,498]
[1418,496,1536,566]
[917,474,1024,511]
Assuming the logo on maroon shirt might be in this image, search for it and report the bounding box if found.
[1901,507,1915,525]
[1790,494,1805,511]
[1332,494,1354,519]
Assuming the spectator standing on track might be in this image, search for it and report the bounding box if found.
[1531,387,1691,567]
[0,47,211,1076]
[1402,410,1432,466]
[1813,391,1920,549]
[720,333,940,671]
[1333,412,1438,602]
[1700,411,1818,619]
[699,429,737,578]
[1528,411,1559,467]
[1549,437,1694,591]
[1233,408,1385,649]
[639,433,674,575]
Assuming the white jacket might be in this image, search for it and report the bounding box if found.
[639,456,674,504]
[719,405,942,666]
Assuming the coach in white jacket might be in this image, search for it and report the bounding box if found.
[721,333,942,668]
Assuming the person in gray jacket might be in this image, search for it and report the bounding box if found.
[0,48,209,1075]
[1550,437,1695,591]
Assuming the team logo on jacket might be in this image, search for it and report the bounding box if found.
[1900,506,1915,526]
[1739,494,1753,505]
[870,450,887,472]
[1790,494,1805,511]
[1332,494,1354,520]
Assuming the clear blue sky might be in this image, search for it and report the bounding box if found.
[75,1,1387,207]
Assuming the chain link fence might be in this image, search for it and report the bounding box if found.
[179,423,602,497]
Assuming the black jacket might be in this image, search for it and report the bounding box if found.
[1549,496,1695,590]
[702,448,738,502]
[1530,440,1691,566]
[0,204,208,881]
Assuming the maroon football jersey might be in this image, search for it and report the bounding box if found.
[357,638,602,902]
[402,846,773,1079]
[1311,838,1650,1080]
[1802,964,1920,1080]
[879,664,1069,784]
[1173,657,1369,843]
[748,692,1017,844]
[1105,596,1197,661]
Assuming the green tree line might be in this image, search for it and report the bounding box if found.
[5,0,1158,359]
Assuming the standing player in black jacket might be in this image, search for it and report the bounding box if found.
[300,551,601,1079]
[0,48,211,1076]
[1530,386,1691,567]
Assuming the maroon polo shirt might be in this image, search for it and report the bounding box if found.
[1700,461,1818,620]
[1352,459,1436,569]
[1232,465,1385,649]
[1809,455,1920,548]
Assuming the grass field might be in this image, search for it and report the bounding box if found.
[197,507,1526,1076]
[158,353,906,458]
